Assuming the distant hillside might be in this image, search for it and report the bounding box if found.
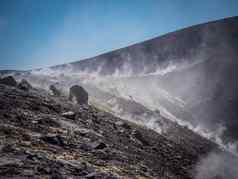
[49,16,238,143]
[51,16,238,76]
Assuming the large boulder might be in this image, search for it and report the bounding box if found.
[49,85,61,96]
[0,76,17,86]
[18,79,32,91]
[69,85,88,105]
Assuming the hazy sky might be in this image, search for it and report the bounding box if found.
[0,0,238,70]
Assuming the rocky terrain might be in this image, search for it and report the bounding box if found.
[1,16,238,178]
[0,76,221,179]
[3,16,237,145]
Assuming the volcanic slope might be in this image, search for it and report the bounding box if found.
[0,81,219,179]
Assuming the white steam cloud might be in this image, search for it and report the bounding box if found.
[19,60,238,156]
[194,152,238,179]
[13,55,238,179]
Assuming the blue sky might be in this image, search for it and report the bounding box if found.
[0,0,238,70]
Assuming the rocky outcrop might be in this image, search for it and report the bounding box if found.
[0,76,17,86]
[18,79,32,91]
[69,85,88,105]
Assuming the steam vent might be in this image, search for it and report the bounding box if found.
[0,5,238,178]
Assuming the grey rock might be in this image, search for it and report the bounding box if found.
[62,111,76,120]
[92,142,107,150]
[69,85,88,105]
[80,141,107,151]
[18,79,32,91]
[49,84,61,96]
[132,130,150,146]
[38,117,61,128]
[40,134,65,146]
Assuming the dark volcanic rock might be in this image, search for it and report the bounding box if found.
[0,76,17,86]
[91,141,107,150]
[85,172,117,179]
[49,84,61,96]
[41,134,65,146]
[18,79,32,91]
[80,141,107,151]
[69,85,88,105]
[38,117,61,128]
[132,130,150,146]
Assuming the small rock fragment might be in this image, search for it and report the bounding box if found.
[80,141,107,151]
[94,142,107,150]
[85,172,98,179]
[41,134,65,146]
[38,117,61,127]
[62,111,76,120]
[85,172,118,179]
